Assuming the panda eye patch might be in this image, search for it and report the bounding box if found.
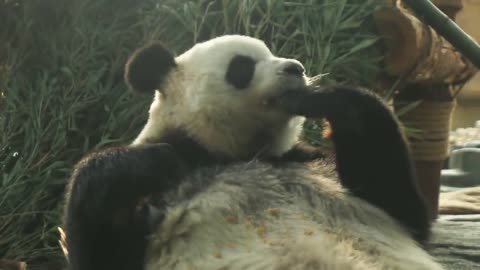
[225,55,256,89]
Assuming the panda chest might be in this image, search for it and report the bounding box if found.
[144,162,359,270]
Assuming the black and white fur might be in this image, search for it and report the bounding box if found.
[62,35,441,270]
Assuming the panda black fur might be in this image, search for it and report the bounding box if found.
[62,35,441,270]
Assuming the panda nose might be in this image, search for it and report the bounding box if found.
[283,63,305,76]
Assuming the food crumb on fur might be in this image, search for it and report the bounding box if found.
[224,214,239,224]
[266,207,280,216]
[304,229,314,236]
[256,224,266,238]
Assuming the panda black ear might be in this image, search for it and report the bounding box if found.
[124,42,176,94]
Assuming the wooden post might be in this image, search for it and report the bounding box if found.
[394,85,455,219]
[432,0,463,19]
[374,6,476,83]
[375,1,477,220]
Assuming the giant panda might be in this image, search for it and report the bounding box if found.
[62,35,442,270]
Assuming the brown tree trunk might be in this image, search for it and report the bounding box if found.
[374,6,476,84]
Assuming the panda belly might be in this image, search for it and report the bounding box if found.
[145,161,442,270]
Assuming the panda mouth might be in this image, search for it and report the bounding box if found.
[261,85,312,111]
[260,74,317,111]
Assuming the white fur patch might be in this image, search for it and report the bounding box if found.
[145,162,443,270]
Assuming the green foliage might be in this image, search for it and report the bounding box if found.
[0,0,384,262]
[150,0,384,85]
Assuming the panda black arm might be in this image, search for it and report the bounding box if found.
[63,144,185,270]
[276,86,431,244]
[279,141,331,162]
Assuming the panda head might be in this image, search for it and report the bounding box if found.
[125,35,309,159]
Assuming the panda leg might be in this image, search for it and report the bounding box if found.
[277,86,431,244]
[63,143,185,270]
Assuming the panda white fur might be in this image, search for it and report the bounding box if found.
[62,35,442,270]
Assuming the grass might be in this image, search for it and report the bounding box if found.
[0,0,385,263]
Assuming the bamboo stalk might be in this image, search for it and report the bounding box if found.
[402,0,480,68]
